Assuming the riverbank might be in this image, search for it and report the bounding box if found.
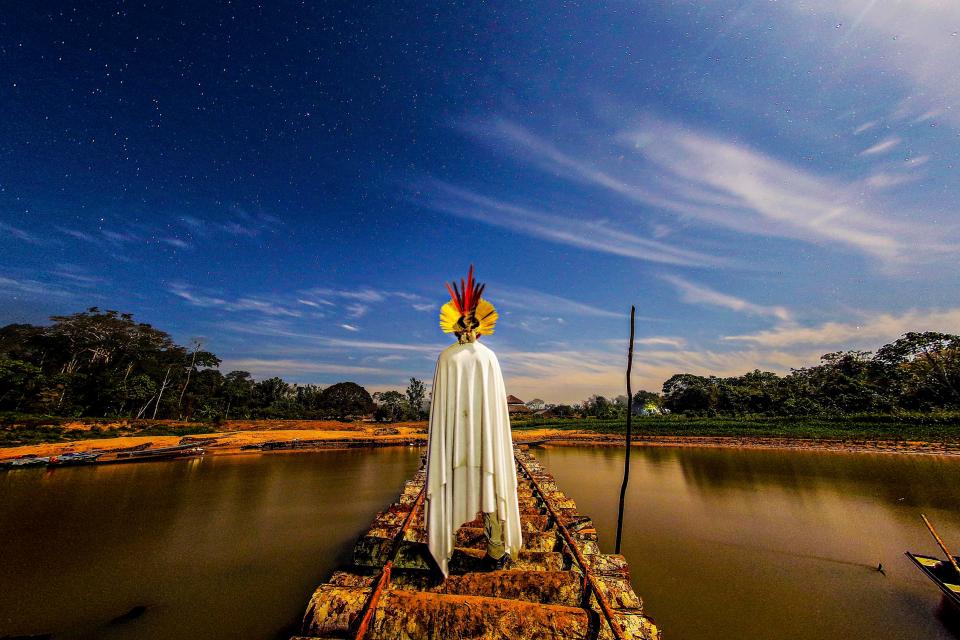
[4,421,960,461]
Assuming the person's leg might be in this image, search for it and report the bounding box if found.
[483,511,506,560]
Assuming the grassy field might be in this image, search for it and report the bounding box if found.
[0,413,218,447]
[510,413,960,442]
[4,412,960,448]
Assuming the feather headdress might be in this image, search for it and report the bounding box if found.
[439,265,498,338]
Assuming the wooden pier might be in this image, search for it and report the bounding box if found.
[293,447,660,640]
[293,449,660,640]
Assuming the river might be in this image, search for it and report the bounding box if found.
[1,445,959,639]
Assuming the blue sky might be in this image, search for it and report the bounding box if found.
[2,1,960,403]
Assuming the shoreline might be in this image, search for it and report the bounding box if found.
[4,425,960,462]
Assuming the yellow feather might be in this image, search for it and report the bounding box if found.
[439,301,461,333]
[475,298,498,335]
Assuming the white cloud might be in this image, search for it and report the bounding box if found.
[622,121,930,262]
[0,223,42,244]
[339,323,360,332]
[423,181,724,267]
[219,358,388,377]
[724,307,960,348]
[56,227,97,243]
[859,137,901,156]
[0,276,76,298]
[787,1,960,128]
[168,284,302,317]
[346,303,369,318]
[161,237,191,249]
[497,345,820,404]
[495,285,626,319]
[466,117,951,264]
[864,172,917,190]
[634,336,687,349]
[662,274,792,321]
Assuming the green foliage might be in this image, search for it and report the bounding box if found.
[405,378,426,420]
[319,381,374,420]
[0,309,382,423]
[510,413,960,442]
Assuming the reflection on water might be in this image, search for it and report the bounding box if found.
[535,445,960,640]
[3,444,960,640]
[0,448,420,639]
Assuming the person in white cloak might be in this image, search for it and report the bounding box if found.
[425,266,523,576]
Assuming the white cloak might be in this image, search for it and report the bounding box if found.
[425,341,523,575]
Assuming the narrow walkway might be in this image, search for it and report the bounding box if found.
[293,447,660,640]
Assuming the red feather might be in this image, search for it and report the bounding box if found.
[445,282,461,312]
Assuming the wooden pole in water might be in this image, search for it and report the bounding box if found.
[921,514,960,577]
[615,306,635,555]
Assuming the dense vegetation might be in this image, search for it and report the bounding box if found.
[2,308,958,438]
[0,308,426,421]
[548,334,960,420]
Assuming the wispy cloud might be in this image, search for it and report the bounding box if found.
[346,303,369,319]
[859,137,901,156]
[662,274,792,321]
[219,358,388,377]
[161,237,191,249]
[422,181,724,267]
[217,320,444,353]
[634,336,687,349]
[168,283,302,317]
[56,227,97,243]
[495,285,627,319]
[787,1,960,128]
[724,307,960,348]
[102,230,138,243]
[50,265,108,287]
[0,222,43,244]
[497,345,818,403]
[0,275,76,298]
[339,323,360,332]
[462,117,950,264]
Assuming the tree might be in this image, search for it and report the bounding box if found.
[223,370,254,419]
[876,332,960,408]
[526,398,546,411]
[661,374,718,415]
[373,390,407,422]
[321,381,374,420]
[405,377,426,420]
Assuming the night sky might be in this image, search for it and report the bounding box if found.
[2,1,960,402]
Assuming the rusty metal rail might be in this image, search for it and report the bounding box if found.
[350,486,426,639]
[515,453,628,640]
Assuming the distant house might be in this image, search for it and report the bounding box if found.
[533,408,556,419]
[506,394,532,415]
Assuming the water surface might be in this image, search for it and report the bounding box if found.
[3,444,960,639]
[0,448,420,639]
[536,445,960,640]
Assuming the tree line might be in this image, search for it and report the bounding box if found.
[2,308,957,421]
[0,308,426,421]
[561,332,959,418]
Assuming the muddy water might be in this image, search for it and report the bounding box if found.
[0,448,420,639]
[3,445,960,639]
[536,445,960,640]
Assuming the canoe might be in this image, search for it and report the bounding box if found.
[48,451,103,466]
[115,443,205,460]
[905,551,960,609]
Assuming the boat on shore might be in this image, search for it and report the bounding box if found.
[48,451,103,466]
[115,443,205,461]
[905,552,960,609]
[2,456,50,468]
